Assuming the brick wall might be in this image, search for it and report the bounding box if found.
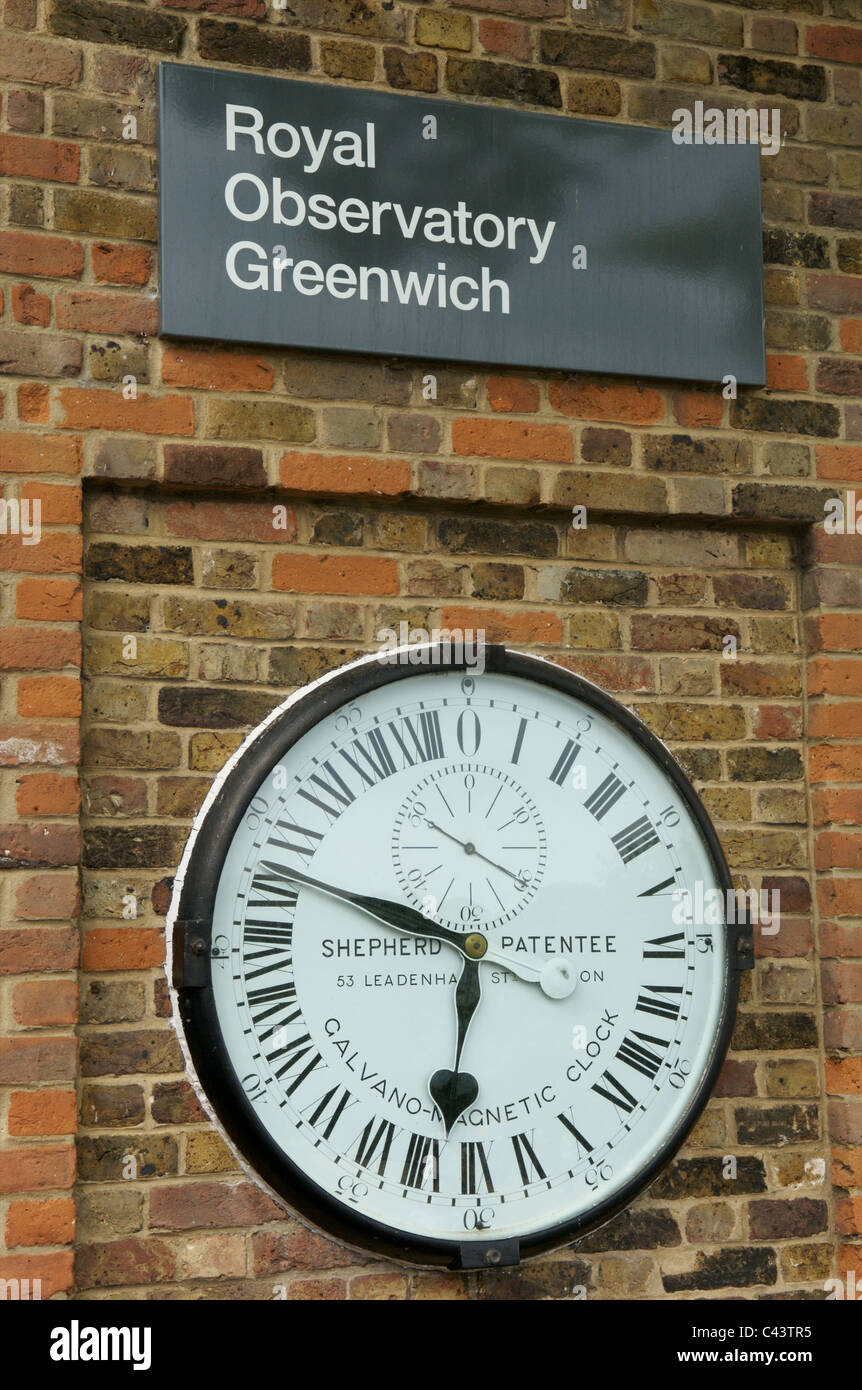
[0,0,860,1300]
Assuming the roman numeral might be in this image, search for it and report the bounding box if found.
[338,728,397,788]
[616,1030,668,1080]
[460,1141,494,1194]
[584,772,625,820]
[400,1133,439,1190]
[549,739,580,786]
[247,980,299,1038]
[636,985,683,1022]
[639,876,676,897]
[387,711,445,767]
[612,815,660,863]
[267,820,324,858]
[242,920,294,980]
[510,716,527,766]
[298,760,356,821]
[352,1117,398,1176]
[557,1111,593,1158]
[304,1084,359,1141]
[266,1034,323,1095]
[511,1132,546,1185]
[591,1068,638,1115]
[643,932,686,960]
[248,874,299,913]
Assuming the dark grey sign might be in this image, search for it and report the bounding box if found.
[158,63,765,385]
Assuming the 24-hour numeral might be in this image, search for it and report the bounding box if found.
[401,1133,440,1190]
[352,1116,398,1176]
[591,1069,638,1116]
[304,1084,359,1141]
[557,1111,593,1158]
[643,932,686,960]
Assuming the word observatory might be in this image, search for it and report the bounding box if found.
[223,106,557,315]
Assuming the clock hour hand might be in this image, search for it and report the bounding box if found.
[429,957,480,1135]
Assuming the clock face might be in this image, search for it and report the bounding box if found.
[170,647,742,1268]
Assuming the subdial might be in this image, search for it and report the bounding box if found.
[391,763,547,931]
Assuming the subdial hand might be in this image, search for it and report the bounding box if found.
[429,957,481,1134]
[423,819,528,887]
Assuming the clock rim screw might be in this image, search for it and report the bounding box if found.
[190,938,207,957]
[484,1249,502,1265]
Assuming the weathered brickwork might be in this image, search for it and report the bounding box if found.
[0,0,860,1300]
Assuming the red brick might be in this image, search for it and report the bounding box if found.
[0,230,74,283]
[161,344,274,391]
[807,273,862,315]
[15,578,83,622]
[486,376,540,413]
[441,603,562,644]
[806,24,862,64]
[5,1197,75,1248]
[279,453,410,496]
[77,1238,176,1290]
[12,979,77,1026]
[7,1093,76,1140]
[810,744,862,782]
[0,1038,75,1087]
[17,383,51,422]
[0,822,79,867]
[20,481,81,524]
[815,444,862,479]
[549,378,665,425]
[809,703,862,738]
[165,499,296,543]
[58,389,194,436]
[0,721,78,767]
[0,133,78,182]
[0,926,78,973]
[841,319,862,355]
[0,432,81,474]
[0,1250,74,1298]
[836,1195,862,1236]
[16,771,80,815]
[7,89,43,133]
[0,533,81,575]
[830,1100,862,1147]
[808,658,862,697]
[672,389,723,428]
[17,676,81,720]
[558,653,655,693]
[12,282,50,325]
[272,553,399,596]
[833,1148,862,1189]
[819,920,862,956]
[81,928,164,972]
[14,873,78,921]
[149,1181,283,1231]
[452,417,572,462]
[0,36,82,86]
[812,789,862,827]
[827,1057,862,1096]
[478,17,531,60]
[806,614,862,654]
[0,628,80,670]
[91,241,152,286]
[55,291,158,335]
[766,354,808,392]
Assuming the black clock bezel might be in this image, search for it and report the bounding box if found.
[170,644,745,1270]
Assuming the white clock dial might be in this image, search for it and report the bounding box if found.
[173,651,740,1265]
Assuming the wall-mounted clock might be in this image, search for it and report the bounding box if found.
[168,646,752,1270]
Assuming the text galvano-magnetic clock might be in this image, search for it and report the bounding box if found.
[168,645,752,1270]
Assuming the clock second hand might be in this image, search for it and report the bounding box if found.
[261,862,576,997]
